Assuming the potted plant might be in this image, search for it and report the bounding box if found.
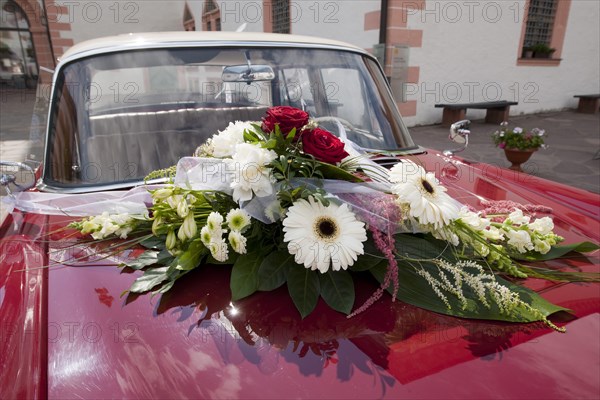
[522,46,534,58]
[531,43,556,59]
[492,122,547,172]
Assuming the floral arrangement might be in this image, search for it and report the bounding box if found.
[69,106,597,331]
[492,122,547,151]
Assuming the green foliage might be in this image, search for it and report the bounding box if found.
[515,241,599,261]
[319,270,355,314]
[531,43,555,54]
[121,250,159,270]
[230,251,262,300]
[129,267,170,293]
[174,240,208,271]
[369,258,568,324]
[287,267,321,318]
[492,124,546,151]
[257,251,294,291]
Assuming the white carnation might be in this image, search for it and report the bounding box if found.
[211,121,253,158]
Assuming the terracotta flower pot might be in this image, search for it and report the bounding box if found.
[503,148,536,172]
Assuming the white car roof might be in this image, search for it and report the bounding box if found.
[59,32,368,64]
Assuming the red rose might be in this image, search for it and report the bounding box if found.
[301,128,349,164]
[261,106,309,134]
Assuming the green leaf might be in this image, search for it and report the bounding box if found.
[395,233,457,261]
[315,161,364,182]
[319,270,355,314]
[129,266,170,293]
[230,251,262,301]
[515,241,600,261]
[370,260,568,323]
[349,240,386,271]
[286,127,297,141]
[140,236,167,250]
[122,250,159,270]
[157,249,175,265]
[175,241,207,271]
[287,267,320,318]
[258,251,294,291]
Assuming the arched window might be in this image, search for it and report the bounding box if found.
[0,0,38,87]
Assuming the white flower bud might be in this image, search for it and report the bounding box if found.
[177,199,189,218]
[152,188,173,201]
[178,213,197,241]
[152,216,163,236]
[166,229,177,250]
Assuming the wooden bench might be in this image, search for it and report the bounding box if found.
[435,101,518,127]
[574,94,600,114]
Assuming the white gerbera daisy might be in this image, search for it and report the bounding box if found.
[226,209,251,232]
[228,231,247,254]
[389,160,460,229]
[282,197,367,273]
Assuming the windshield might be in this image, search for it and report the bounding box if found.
[45,47,415,188]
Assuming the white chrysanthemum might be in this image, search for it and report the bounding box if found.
[389,160,460,229]
[211,121,253,158]
[209,238,229,262]
[200,226,212,246]
[506,229,534,253]
[226,209,251,232]
[228,231,247,254]
[282,197,367,273]
[508,209,530,225]
[529,217,554,235]
[206,212,224,234]
[227,143,277,203]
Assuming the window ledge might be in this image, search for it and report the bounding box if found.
[517,58,562,67]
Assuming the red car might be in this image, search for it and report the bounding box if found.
[1,32,598,399]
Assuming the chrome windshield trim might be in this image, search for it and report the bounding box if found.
[56,40,375,71]
[36,178,168,194]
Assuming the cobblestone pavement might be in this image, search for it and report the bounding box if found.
[1,84,599,194]
[411,111,600,194]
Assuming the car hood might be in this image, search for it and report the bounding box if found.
[1,150,599,399]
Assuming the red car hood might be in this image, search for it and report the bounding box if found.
[1,150,599,399]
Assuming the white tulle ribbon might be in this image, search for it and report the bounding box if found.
[11,186,153,216]
[9,157,441,235]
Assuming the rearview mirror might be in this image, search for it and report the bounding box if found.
[222,65,275,83]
